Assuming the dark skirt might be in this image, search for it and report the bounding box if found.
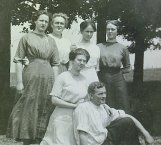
[7,59,55,140]
[103,117,140,145]
[98,70,130,113]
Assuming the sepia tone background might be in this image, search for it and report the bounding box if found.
[0,0,161,144]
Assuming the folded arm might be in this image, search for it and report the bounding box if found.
[51,96,77,109]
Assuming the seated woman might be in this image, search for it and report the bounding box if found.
[40,48,90,145]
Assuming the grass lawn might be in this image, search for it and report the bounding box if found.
[0,135,22,145]
[0,135,161,145]
[0,69,161,144]
[123,68,161,82]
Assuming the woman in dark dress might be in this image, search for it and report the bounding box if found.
[7,10,59,145]
[97,20,131,113]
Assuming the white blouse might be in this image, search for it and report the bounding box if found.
[48,34,71,64]
[77,42,100,70]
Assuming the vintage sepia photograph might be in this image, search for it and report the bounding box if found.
[0,0,161,145]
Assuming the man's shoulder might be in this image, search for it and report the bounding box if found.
[76,101,91,111]
[78,101,90,107]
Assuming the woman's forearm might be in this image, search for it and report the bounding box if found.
[16,62,23,84]
[125,114,148,133]
[125,114,153,141]
[52,66,59,79]
[121,67,130,74]
[52,96,77,109]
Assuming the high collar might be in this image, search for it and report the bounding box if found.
[32,31,47,37]
[104,39,117,46]
[51,32,62,39]
[106,39,117,43]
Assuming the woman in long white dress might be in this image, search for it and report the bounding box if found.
[40,48,90,145]
[48,13,71,73]
[75,20,100,86]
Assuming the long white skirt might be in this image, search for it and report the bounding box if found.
[40,107,76,145]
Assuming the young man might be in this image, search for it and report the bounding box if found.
[73,82,154,145]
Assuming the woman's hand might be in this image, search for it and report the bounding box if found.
[76,99,85,107]
[70,44,77,51]
[121,67,131,74]
[22,58,29,66]
[16,83,24,94]
[52,96,77,109]
[144,132,154,144]
[103,104,112,115]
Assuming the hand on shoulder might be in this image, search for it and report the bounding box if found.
[16,83,24,94]
[70,43,77,51]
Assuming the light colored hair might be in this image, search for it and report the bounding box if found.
[52,13,69,28]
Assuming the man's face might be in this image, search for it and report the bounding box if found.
[91,87,106,106]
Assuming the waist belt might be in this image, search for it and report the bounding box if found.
[29,58,49,64]
[101,67,121,73]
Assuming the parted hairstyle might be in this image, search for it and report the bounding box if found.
[88,81,105,95]
[30,10,52,31]
[69,48,90,63]
[106,20,120,27]
[52,13,69,28]
[80,20,97,33]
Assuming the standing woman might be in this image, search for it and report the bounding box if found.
[97,20,131,113]
[40,48,90,145]
[75,20,100,85]
[48,13,71,73]
[7,10,59,145]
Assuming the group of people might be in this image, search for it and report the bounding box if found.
[7,10,154,145]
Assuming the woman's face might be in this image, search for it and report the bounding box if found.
[72,55,87,71]
[51,16,66,35]
[35,14,49,32]
[81,25,94,41]
[106,23,117,40]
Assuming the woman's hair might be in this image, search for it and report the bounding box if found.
[51,13,69,28]
[32,10,51,22]
[88,81,105,95]
[69,48,90,63]
[106,20,120,27]
[30,10,52,31]
[80,20,96,32]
